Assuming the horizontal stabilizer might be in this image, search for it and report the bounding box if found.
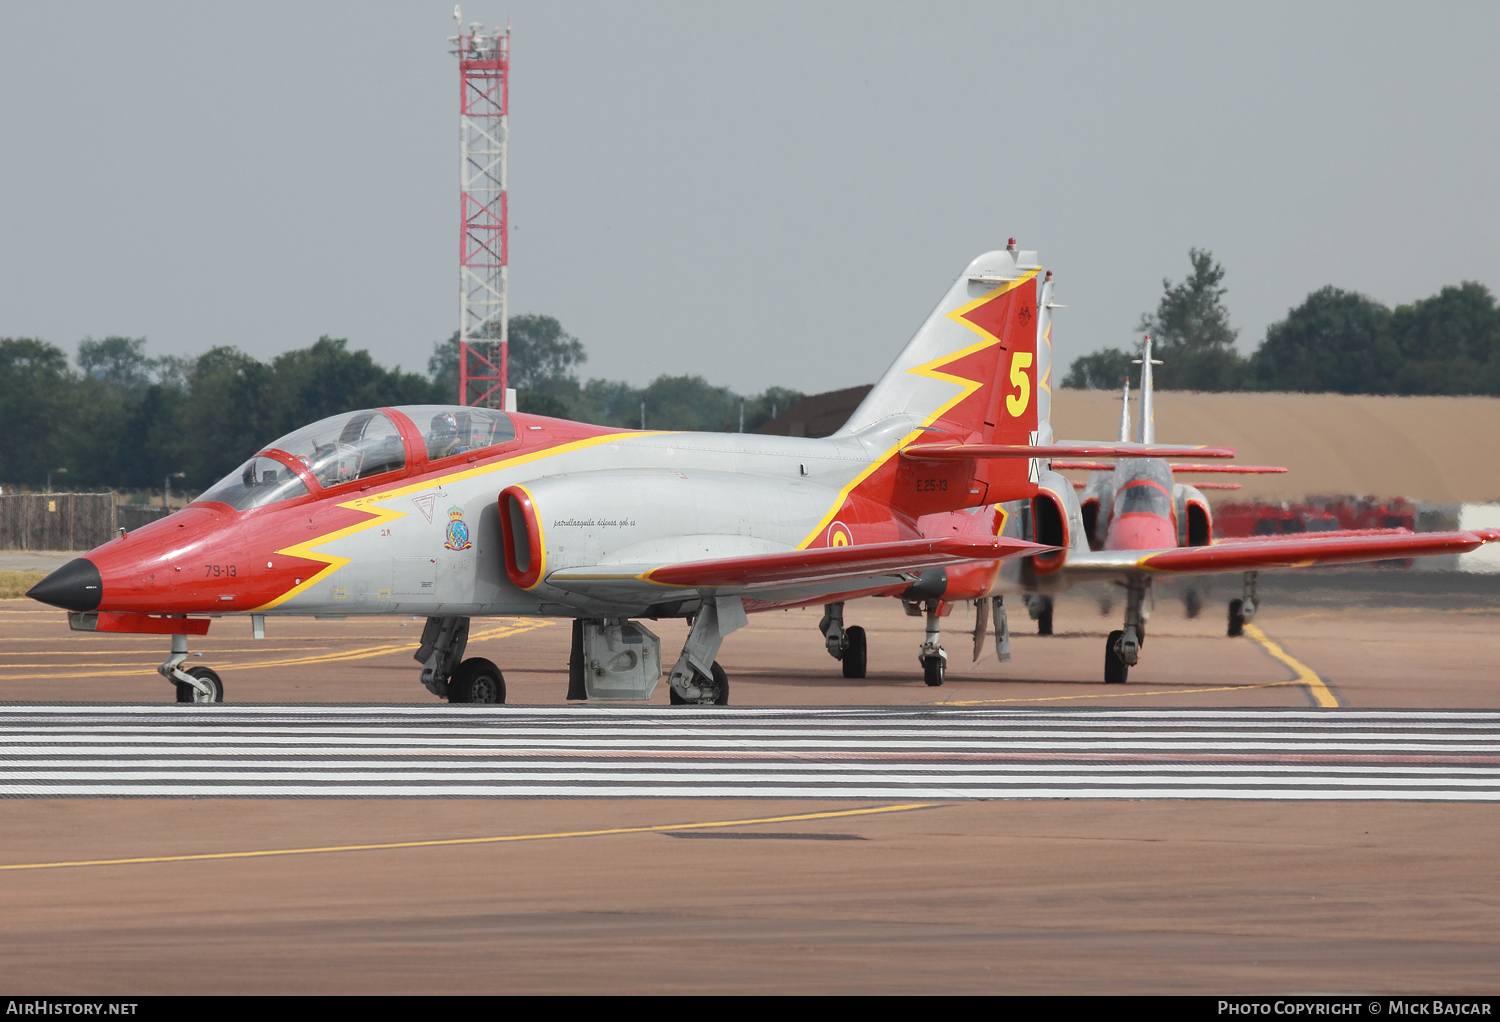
[901,442,1236,462]
[547,535,1052,597]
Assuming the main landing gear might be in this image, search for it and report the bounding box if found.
[819,602,867,679]
[160,634,224,704]
[1103,576,1152,685]
[1024,594,1055,635]
[416,615,507,704]
[1228,571,1259,637]
[912,599,948,687]
[665,596,747,705]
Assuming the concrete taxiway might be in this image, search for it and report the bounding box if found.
[1,590,1498,993]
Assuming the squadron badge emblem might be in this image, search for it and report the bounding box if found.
[444,506,472,551]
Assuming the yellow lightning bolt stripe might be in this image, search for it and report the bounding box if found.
[251,431,673,611]
[793,271,1040,551]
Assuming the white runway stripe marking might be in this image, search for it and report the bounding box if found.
[1,705,1499,801]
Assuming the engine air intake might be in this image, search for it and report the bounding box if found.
[499,485,544,590]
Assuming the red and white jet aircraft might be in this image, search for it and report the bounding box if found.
[31,242,1170,706]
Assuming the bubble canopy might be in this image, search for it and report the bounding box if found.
[195,406,517,512]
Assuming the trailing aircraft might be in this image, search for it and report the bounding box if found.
[29,241,1165,706]
[831,319,1500,686]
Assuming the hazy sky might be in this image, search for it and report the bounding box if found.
[2,2,1496,395]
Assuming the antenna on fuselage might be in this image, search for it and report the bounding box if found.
[1117,375,1132,443]
[1132,335,1163,445]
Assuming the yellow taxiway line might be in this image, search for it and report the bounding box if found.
[1243,623,1340,707]
[0,619,553,681]
[939,680,1306,706]
[0,803,932,873]
[946,624,1340,708]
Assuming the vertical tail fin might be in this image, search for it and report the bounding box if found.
[1117,374,1133,443]
[1133,335,1162,444]
[1035,270,1057,445]
[840,243,1041,450]
[832,242,1043,515]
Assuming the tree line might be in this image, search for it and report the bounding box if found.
[1063,249,1500,396]
[0,315,801,493]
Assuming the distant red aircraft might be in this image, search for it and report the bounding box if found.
[818,329,1498,686]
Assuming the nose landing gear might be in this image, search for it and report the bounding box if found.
[1104,576,1152,684]
[160,634,224,704]
[1228,571,1259,637]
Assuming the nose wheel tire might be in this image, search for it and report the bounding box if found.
[669,661,729,705]
[175,666,224,704]
[1227,599,1246,637]
[1104,630,1129,685]
[448,657,506,704]
[841,626,867,679]
[921,655,945,687]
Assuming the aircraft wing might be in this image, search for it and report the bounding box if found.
[545,535,1052,604]
[1051,460,1286,474]
[902,442,1236,461]
[1056,528,1500,582]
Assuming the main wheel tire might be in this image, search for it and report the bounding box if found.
[922,655,945,687]
[1038,604,1054,636]
[841,626,867,679]
[1184,590,1202,619]
[1104,630,1128,685]
[669,662,730,705]
[1227,598,1245,637]
[175,666,224,704]
[448,657,506,704]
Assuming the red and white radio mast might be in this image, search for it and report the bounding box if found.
[450,8,511,408]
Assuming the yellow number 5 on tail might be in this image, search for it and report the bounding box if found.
[1006,352,1033,417]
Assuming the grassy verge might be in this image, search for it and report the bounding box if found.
[0,570,47,600]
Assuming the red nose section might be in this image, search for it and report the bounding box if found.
[72,505,312,614]
[1104,512,1178,552]
[76,508,241,613]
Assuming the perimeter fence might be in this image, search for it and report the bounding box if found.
[0,494,171,551]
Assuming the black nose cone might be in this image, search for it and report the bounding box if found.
[27,558,103,611]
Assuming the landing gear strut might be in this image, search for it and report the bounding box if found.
[666,597,746,705]
[1025,594,1054,635]
[918,599,946,686]
[819,602,867,679]
[1104,576,1152,684]
[1183,588,1202,619]
[415,615,505,704]
[1228,571,1258,637]
[160,634,223,704]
